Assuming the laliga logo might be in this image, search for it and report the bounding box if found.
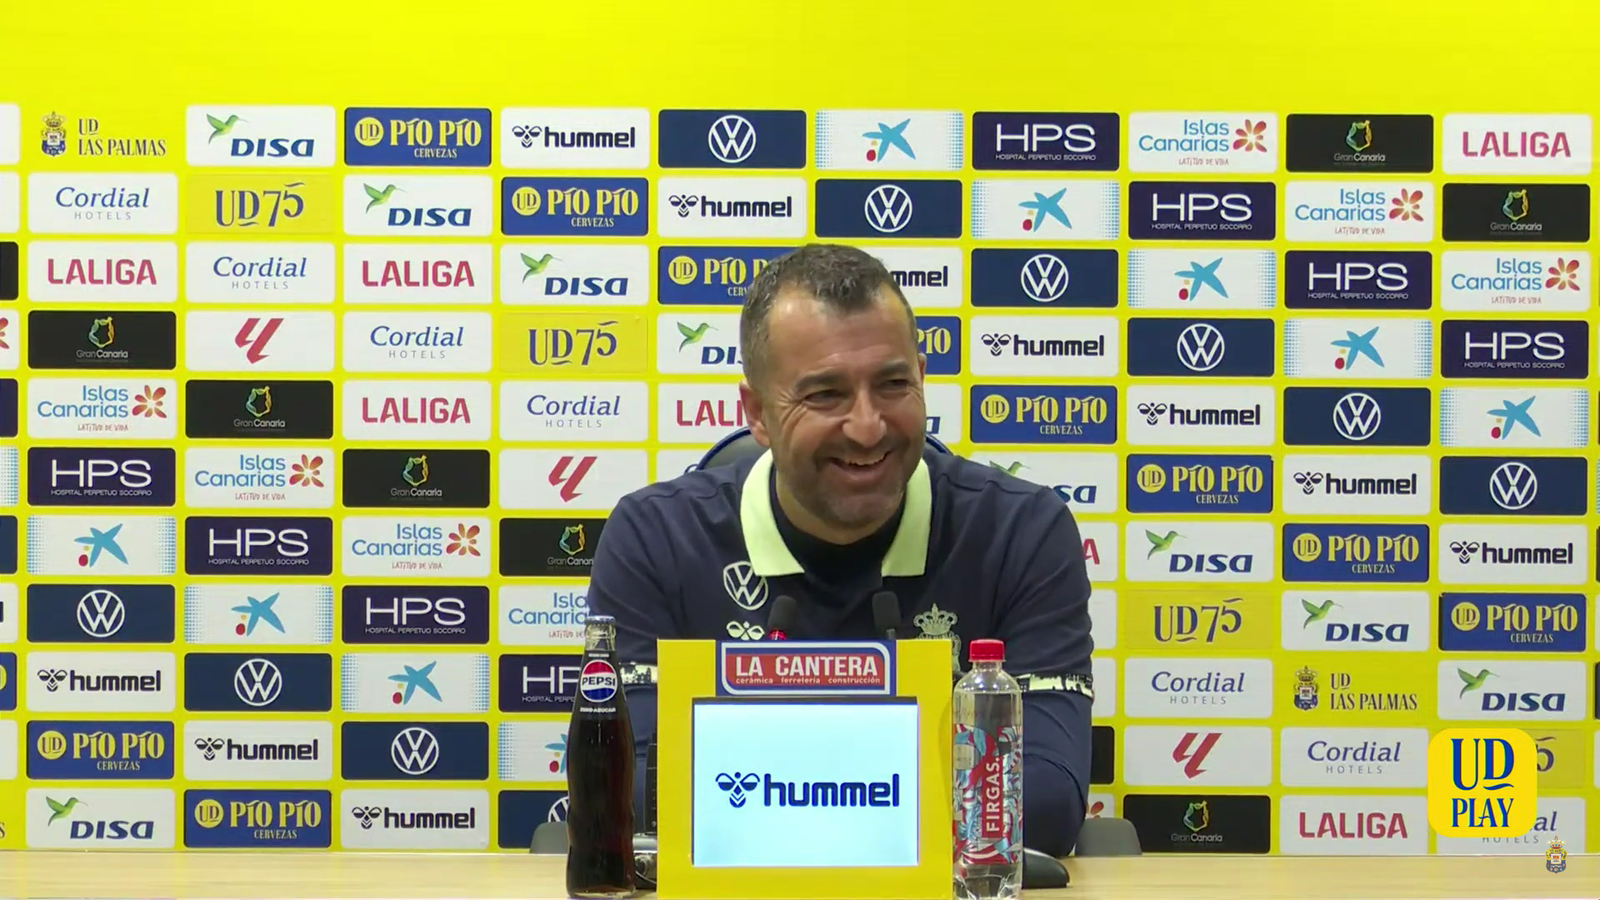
[1427,728,1537,838]
[715,772,760,808]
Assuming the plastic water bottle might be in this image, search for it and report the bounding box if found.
[952,638,1022,900]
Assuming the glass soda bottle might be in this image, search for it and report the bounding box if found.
[565,615,636,898]
[952,638,1023,900]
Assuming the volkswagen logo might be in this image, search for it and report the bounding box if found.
[76,588,126,638]
[233,658,283,708]
[1020,253,1069,303]
[1175,323,1226,372]
[547,796,570,822]
[1488,461,1538,511]
[390,726,441,776]
[863,184,913,234]
[708,114,757,164]
[721,561,769,611]
[1332,392,1382,442]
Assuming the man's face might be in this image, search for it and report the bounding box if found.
[741,288,926,539]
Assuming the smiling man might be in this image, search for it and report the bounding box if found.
[585,242,1096,856]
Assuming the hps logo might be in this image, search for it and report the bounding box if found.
[713,772,901,809]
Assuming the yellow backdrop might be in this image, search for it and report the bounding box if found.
[0,0,1597,858]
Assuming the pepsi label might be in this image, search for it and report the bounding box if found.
[578,659,618,706]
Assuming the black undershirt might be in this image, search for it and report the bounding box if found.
[769,467,904,599]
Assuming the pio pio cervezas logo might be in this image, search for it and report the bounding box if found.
[1426,728,1536,838]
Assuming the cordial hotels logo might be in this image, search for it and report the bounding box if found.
[185,106,337,167]
[1284,182,1433,242]
[500,381,647,443]
[343,243,492,305]
[969,315,1119,378]
[500,107,650,169]
[185,241,336,304]
[28,174,179,235]
[341,517,492,579]
[1444,114,1593,176]
[1128,112,1278,172]
[1125,386,1275,447]
[1122,657,1274,719]
[502,244,650,306]
[340,313,492,373]
[1278,727,1430,788]
[28,240,178,303]
[1438,524,1587,585]
[342,380,491,442]
[182,720,333,782]
[341,176,491,237]
[1442,252,1589,312]
[26,651,177,713]
[656,177,807,238]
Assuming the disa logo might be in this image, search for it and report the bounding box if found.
[1426,728,1536,838]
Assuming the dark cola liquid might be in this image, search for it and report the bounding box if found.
[565,650,636,898]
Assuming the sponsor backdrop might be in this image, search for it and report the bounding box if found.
[1,0,1599,857]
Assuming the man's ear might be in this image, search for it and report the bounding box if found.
[739,379,770,447]
[918,353,927,381]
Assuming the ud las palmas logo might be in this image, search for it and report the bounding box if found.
[1426,728,1537,838]
[1546,836,1567,873]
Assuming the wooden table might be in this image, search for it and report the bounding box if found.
[0,852,1593,899]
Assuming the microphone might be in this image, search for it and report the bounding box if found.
[871,591,900,641]
[766,595,797,640]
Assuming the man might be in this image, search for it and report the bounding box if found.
[586,243,1095,856]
